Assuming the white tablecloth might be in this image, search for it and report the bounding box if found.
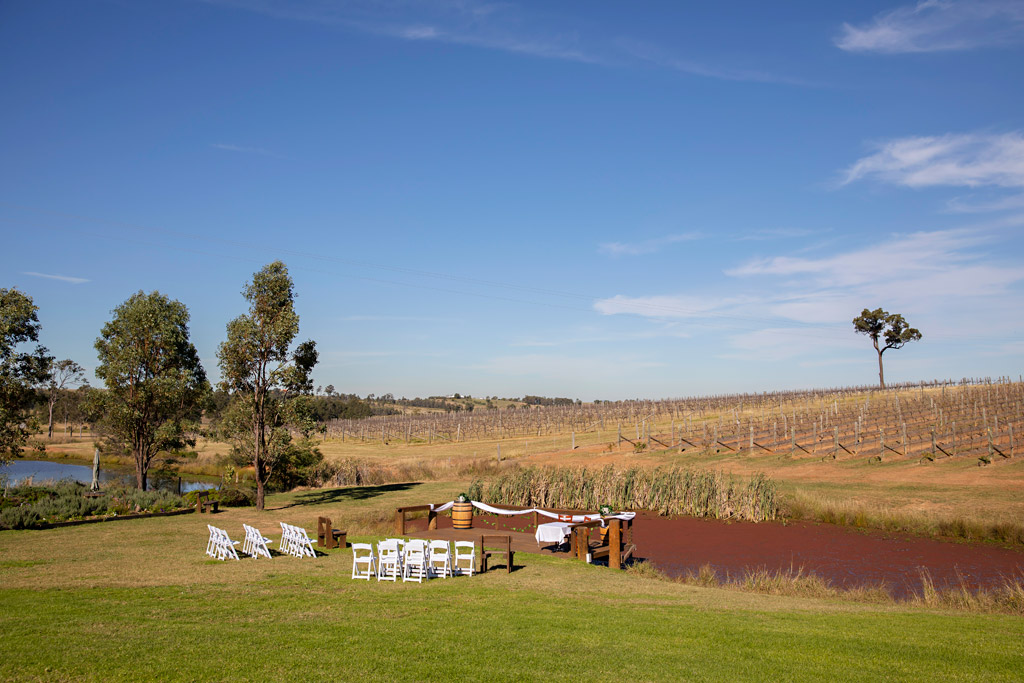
[535,522,573,546]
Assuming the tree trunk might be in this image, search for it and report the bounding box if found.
[134,448,148,491]
[48,400,55,438]
[872,336,885,388]
[256,477,265,511]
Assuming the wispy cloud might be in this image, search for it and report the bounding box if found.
[211,143,284,158]
[476,352,664,378]
[339,314,462,323]
[22,271,89,284]
[841,132,1024,189]
[836,0,1024,54]
[598,232,701,257]
[617,38,820,87]
[593,293,750,320]
[597,226,1024,364]
[200,0,810,84]
[945,192,1024,213]
[731,227,825,242]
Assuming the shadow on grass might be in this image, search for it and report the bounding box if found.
[274,482,422,509]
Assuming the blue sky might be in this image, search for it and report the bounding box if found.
[2,0,1024,400]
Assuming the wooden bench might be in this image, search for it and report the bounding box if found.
[317,516,346,549]
[479,534,514,573]
[196,490,219,514]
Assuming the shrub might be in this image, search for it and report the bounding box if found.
[0,480,188,528]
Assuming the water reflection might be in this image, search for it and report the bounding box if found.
[0,459,218,493]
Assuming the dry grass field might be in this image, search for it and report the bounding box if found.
[30,382,1024,544]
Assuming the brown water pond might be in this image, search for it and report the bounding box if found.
[421,511,1024,598]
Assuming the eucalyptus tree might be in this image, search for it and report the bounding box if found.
[852,308,922,388]
[94,291,209,490]
[217,261,318,511]
[44,359,86,437]
[0,288,52,463]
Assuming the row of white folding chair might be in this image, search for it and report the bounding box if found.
[366,539,475,582]
[206,525,240,561]
[279,522,317,558]
[242,524,273,559]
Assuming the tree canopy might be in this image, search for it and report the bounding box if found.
[94,291,209,490]
[0,288,52,463]
[217,262,319,510]
[852,308,922,388]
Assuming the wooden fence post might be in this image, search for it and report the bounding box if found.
[395,509,405,536]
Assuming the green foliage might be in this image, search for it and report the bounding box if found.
[0,288,53,463]
[93,291,210,490]
[217,262,319,509]
[183,485,255,508]
[479,465,778,522]
[853,307,923,387]
[0,480,187,528]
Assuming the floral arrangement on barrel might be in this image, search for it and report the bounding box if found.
[599,504,613,517]
[457,492,469,503]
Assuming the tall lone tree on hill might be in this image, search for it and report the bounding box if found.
[217,262,318,511]
[0,288,53,464]
[94,291,210,490]
[852,308,922,388]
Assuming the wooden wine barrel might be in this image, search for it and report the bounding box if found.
[452,501,473,529]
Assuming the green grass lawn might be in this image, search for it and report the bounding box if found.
[1,483,1022,682]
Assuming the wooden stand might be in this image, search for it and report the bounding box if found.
[316,516,346,549]
[196,491,219,514]
[479,535,515,573]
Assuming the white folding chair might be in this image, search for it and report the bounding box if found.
[214,527,240,561]
[279,522,294,556]
[453,541,475,576]
[377,539,402,582]
[205,525,218,558]
[243,524,273,559]
[428,540,453,578]
[291,525,317,558]
[403,539,428,583]
[351,543,377,580]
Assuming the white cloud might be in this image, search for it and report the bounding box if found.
[841,132,1024,189]
[836,0,1024,54]
[598,232,701,257]
[22,271,89,284]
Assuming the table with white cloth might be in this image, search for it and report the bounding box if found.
[534,522,573,549]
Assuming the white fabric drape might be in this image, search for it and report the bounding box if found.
[430,500,636,527]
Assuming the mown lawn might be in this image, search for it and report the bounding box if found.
[1,483,1022,682]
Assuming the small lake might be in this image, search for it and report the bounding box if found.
[0,459,218,493]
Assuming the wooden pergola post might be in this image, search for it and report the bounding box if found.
[609,519,621,570]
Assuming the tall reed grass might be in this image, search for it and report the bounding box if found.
[471,465,778,522]
[783,492,1024,547]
